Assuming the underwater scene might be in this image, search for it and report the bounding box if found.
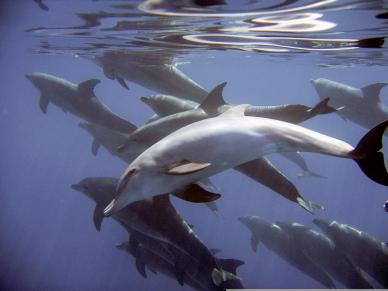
[1,0,388,290]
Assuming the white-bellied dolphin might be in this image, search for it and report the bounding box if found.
[238,216,336,288]
[314,219,388,288]
[277,221,373,289]
[138,85,333,179]
[311,78,388,131]
[106,104,388,215]
[25,72,136,134]
[92,51,209,102]
[72,177,241,287]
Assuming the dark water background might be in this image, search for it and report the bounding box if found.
[0,0,387,290]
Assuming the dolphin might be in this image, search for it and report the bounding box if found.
[105,104,388,215]
[116,233,244,290]
[139,90,333,178]
[92,50,209,103]
[71,177,240,287]
[313,219,388,288]
[276,221,373,289]
[311,78,388,130]
[238,216,336,288]
[25,72,136,134]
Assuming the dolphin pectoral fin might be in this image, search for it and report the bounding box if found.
[116,77,129,90]
[172,183,221,203]
[93,205,104,231]
[352,120,388,186]
[361,82,388,102]
[135,257,147,278]
[78,79,101,98]
[39,94,49,114]
[250,233,260,252]
[199,82,227,114]
[174,256,186,286]
[91,139,100,156]
[167,160,211,175]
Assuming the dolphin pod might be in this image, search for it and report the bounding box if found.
[276,221,373,289]
[238,216,337,288]
[311,78,388,131]
[71,177,243,290]
[106,102,388,215]
[25,72,136,134]
[314,219,388,288]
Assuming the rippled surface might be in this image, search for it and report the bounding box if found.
[26,0,388,63]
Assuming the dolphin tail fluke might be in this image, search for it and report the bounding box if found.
[351,120,388,186]
[172,183,221,203]
[216,259,245,275]
[211,268,241,287]
[308,97,337,116]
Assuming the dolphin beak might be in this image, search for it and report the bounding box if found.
[140,96,150,104]
[310,79,316,85]
[71,184,83,191]
[25,74,32,80]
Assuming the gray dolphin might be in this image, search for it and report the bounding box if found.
[106,102,388,215]
[92,51,208,103]
[71,177,241,288]
[139,91,333,178]
[277,221,373,289]
[25,72,136,134]
[238,216,336,288]
[313,219,388,288]
[311,78,388,131]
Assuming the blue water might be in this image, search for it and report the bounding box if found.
[1,1,387,290]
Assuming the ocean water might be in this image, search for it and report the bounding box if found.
[1,1,388,290]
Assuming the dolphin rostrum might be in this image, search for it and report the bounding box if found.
[105,104,388,215]
[276,221,373,289]
[311,78,388,131]
[25,72,136,134]
[314,219,388,288]
[238,216,336,288]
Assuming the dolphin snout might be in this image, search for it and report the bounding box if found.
[25,74,32,80]
[310,79,316,85]
[140,96,150,104]
[71,183,84,191]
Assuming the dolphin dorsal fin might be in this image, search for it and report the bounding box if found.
[199,82,227,114]
[361,83,388,103]
[78,79,101,98]
[219,104,248,118]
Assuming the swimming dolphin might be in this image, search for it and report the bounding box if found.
[117,233,244,290]
[92,50,208,103]
[139,90,333,178]
[71,177,240,287]
[311,78,388,130]
[238,216,336,288]
[105,104,388,215]
[277,221,373,289]
[25,72,136,134]
[313,219,388,288]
